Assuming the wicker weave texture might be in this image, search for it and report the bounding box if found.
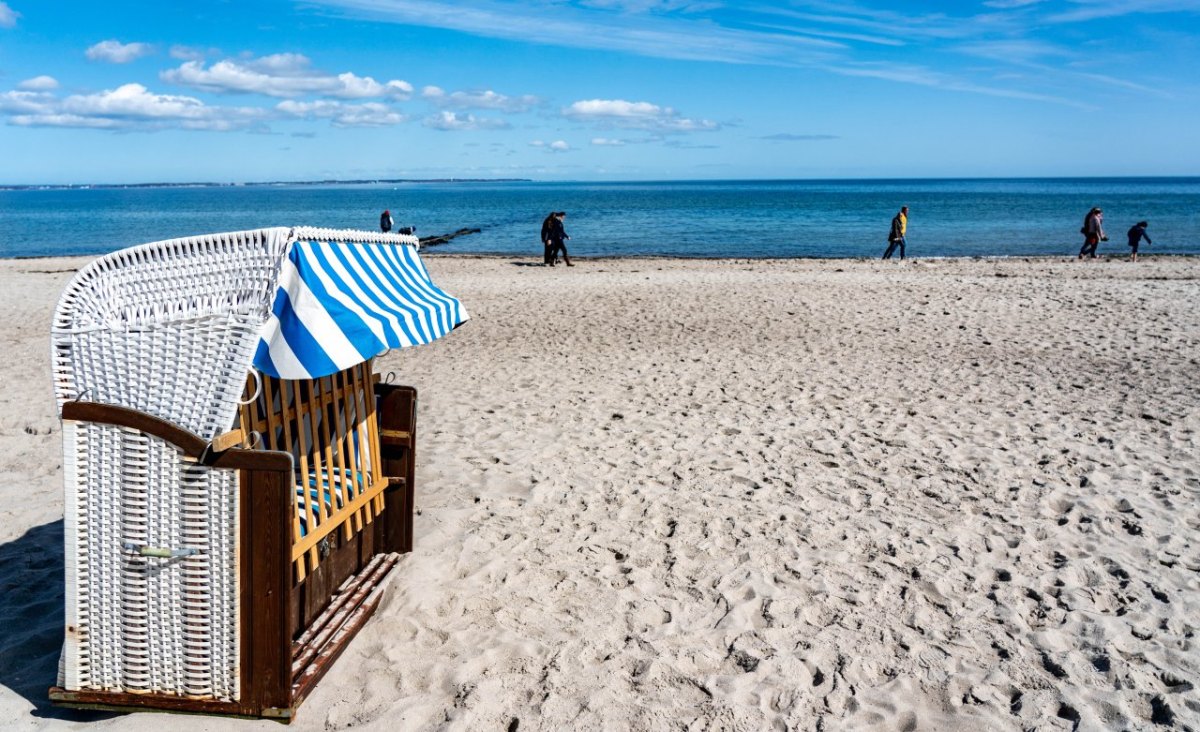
[59,421,240,700]
[51,227,291,439]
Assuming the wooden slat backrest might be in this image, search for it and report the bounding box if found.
[239,359,386,581]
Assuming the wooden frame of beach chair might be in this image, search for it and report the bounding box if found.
[48,378,416,719]
[46,227,464,721]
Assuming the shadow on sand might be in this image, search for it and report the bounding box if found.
[0,520,117,721]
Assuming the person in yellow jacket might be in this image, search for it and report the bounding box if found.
[882,206,908,260]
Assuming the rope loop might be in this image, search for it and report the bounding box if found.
[239,370,262,405]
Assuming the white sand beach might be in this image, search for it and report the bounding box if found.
[1,254,1198,731]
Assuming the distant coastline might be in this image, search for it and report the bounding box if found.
[5,176,1199,192]
[0,178,533,192]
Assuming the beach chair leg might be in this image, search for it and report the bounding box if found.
[376,384,417,554]
[240,464,296,718]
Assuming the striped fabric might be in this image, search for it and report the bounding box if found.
[254,238,468,379]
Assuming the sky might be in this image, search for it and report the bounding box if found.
[0,0,1198,184]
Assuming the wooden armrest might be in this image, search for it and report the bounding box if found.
[61,401,291,471]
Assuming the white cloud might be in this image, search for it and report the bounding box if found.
[0,90,53,114]
[63,84,202,117]
[250,52,309,74]
[161,55,413,99]
[423,110,509,130]
[591,137,627,146]
[277,99,407,126]
[1,83,264,130]
[529,139,572,152]
[11,113,121,129]
[423,85,539,112]
[86,40,154,64]
[564,98,718,132]
[0,2,18,29]
[18,75,59,91]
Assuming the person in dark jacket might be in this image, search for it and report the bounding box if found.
[882,206,908,260]
[380,209,394,233]
[1078,207,1106,259]
[547,211,572,267]
[1127,221,1151,262]
[540,212,557,265]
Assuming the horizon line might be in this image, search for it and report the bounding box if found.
[4,174,1200,191]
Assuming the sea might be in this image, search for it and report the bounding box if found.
[1,178,1197,260]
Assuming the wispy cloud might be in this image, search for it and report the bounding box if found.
[662,139,718,149]
[309,0,841,65]
[953,39,1071,63]
[306,0,1182,108]
[742,20,904,47]
[423,110,509,130]
[86,40,155,64]
[1045,0,1200,23]
[564,98,718,132]
[751,4,1000,42]
[982,0,1046,8]
[578,0,720,11]
[760,132,838,141]
[956,38,1175,97]
[0,83,264,130]
[161,54,413,99]
[422,85,539,112]
[169,45,209,61]
[277,100,407,126]
[0,2,19,29]
[591,137,628,146]
[823,61,1091,108]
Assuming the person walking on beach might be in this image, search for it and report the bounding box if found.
[547,211,573,267]
[1127,220,1152,262]
[1078,207,1106,259]
[540,211,557,266]
[380,209,394,234]
[882,206,908,260]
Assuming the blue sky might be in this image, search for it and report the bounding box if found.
[1,0,1198,184]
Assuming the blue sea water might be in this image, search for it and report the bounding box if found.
[1,178,1197,259]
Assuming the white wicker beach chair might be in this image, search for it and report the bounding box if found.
[49,227,467,720]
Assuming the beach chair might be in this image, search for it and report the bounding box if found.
[47,227,468,720]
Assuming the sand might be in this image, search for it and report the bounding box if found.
[0,254,1198,731]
